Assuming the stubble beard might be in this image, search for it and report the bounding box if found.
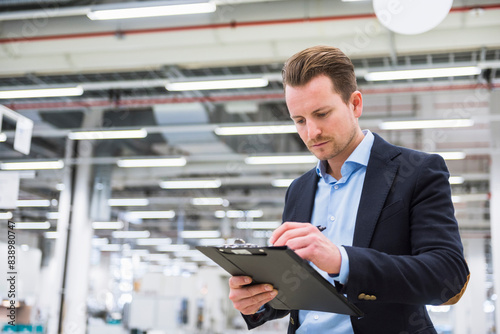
[307,126,359,162]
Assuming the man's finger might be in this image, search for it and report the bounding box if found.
[229,276,252,288]
[272,224,315,247]
[236,289,279,315]
[270,222,308,244]
[229,283,274,301]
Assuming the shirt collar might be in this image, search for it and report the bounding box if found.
[315,129,374,179]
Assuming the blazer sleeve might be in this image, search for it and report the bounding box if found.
[342,153,470,305]
[242,305,290,330]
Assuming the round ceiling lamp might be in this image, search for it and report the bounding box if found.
[373,0,453,35]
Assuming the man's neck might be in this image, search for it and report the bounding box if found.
[326,162,343,180]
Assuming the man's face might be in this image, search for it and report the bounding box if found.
[285,75,363,162]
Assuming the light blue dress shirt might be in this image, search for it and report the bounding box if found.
[296,130,374,334]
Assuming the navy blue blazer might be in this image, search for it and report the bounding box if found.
[244,133,469,334]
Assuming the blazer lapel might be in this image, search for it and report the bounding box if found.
[353,134,401,248]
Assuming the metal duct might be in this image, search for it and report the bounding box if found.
[153,103,233,156]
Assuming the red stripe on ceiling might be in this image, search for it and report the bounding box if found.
[1,4,499,44]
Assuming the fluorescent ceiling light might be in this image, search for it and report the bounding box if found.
[108,198,149,206]
[379,119,474,130]
[191,197,228,206]
[123,249,150,256]
[112,230,151,238]
[69,128,147,140]
[246,210,264,218]
[13,221,51,229]
[166,78,268,91]
[157,244,190,252]
[214,211,226,218]
[174,249,204,257]
[100,244,122,252]
[92,238,109,246]
[365,66,481,81]
[253,230,273,238]
[429,151,466,160]
[136,238,172,246]
[224,210,247,218]
[117,157,186,168]
[245,155,318,165]
[44,231,59,239]
[215,210,264,218]
[145,254,170,262]
[452,193,488,203]
[0,212,13,219]
[215,125,296,136]
[197,238,227,246]
[125,211,176,219]
[449,176,465,184]
[87,2,216,20]
[17,199,51,207]
[1,160,64,170]
[160,179,221,189]
[0,86,83,99]
[138,252,162,259]
[236,221,281,229]
[46,212,60,219]
[92,221,125,229]
[427,305,451,314]
[272,179,294,187]
[181,230,221,238]
[0,133,6,142]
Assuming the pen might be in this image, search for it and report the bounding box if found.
[317,225,326,232]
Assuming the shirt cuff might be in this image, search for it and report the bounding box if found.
[330,246,349,284]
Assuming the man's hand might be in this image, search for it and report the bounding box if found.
[269,222,342,275]
[228,276,278,315]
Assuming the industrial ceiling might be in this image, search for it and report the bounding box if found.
[1,0,499,271]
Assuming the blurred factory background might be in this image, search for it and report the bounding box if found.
[0,0,499,333]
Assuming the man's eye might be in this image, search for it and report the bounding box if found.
[295,119,305,124]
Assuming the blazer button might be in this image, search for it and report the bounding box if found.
[363,294,377,301]
[358,293,366,300]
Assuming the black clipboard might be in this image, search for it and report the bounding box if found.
[196,245,363,317]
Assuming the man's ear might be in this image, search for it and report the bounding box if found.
[350,91,363,118]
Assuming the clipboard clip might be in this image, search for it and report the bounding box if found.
[222,238,260,249]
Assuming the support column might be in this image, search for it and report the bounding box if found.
[61,109,102,334]
[454,238,487,334]
[45,139,74,334]
[489,90,500,332]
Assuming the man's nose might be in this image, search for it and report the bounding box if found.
[307,121,321,139]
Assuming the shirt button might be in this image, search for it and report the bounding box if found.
[334,185,339,190]
[314,315,319,320]
[330,216,336,222]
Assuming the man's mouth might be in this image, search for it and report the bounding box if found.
[311,141,328,148]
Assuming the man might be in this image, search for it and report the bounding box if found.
[228,45,470,334]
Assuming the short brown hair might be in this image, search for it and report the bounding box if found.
[282,45,357,104]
